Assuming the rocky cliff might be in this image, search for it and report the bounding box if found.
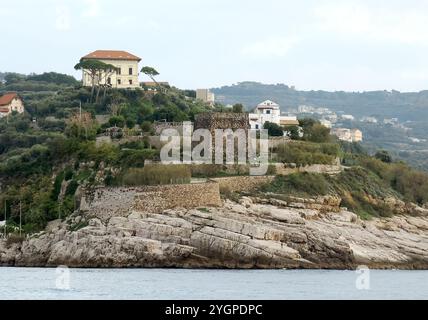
[1,195,427,269]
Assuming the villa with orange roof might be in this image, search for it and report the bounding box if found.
[80,50,142,89]
[0,92,25,118]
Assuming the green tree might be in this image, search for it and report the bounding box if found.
[264,122,283,137]
[141,121,153,133]
[27,72,79,86]
[4,73,26,85]
[299,119,331,143]
[232,103,244,113]
[125,118,136,129]
[375,150,393,163]
[65,112,98,140]
[141,66,160,84]
[109,115,126,128]
[74,59,118,103]
[285,125,300,140]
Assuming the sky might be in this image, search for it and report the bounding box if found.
[1,0,428,92]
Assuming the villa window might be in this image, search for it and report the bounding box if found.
[129,79,133,85]
[266,110,271,114]
[117,68,121,75]
[118,79,121,85]
[107,77,111,85]
[129,67,133,75]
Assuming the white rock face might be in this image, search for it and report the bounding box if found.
[1,199,427,269]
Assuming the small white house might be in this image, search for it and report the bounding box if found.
[249,100,299,130]
[0,92,25,118]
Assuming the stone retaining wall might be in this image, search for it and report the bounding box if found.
[80,182,222,219]
[274,163,343,175]
[211,176,275,193]
[134,182,221,213]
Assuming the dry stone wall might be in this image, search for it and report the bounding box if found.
[80,182,222,219]
[273,163,343,175]
[134,182,221,213]
[212,176,275,193]
[194,112,250,136]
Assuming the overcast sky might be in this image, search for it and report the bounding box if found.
[1,0,428,92]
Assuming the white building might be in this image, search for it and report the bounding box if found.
[298,105,315,113]
[341,114,355,121]
[325,113,338,123]
[249,100,299,130]
[331,128,363,142]
[320,119,332,128]
[361,116,378,124]
[384,118,398,125]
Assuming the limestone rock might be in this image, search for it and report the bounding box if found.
[1,196,427,269]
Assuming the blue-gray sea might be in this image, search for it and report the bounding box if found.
[0,268,427,300]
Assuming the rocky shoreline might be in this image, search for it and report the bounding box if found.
[1,196,427,269]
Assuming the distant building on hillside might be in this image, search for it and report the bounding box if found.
[249,100,299,130]
[0,92,25,118]
[80,50,141,89]
[320,119,332,128]
[351,129,363,142]
[298,105,315,113]
[341,114,355,121]
[361,116,378,124]
[384,118,398,125]
[196,89,215,105]
[331,128,363,142]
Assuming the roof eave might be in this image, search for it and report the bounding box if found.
[81,56,142,62]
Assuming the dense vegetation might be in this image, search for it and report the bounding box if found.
[263,147,428,219]
[0,72,212,233]
[1,72,428,234]
[275,141,340,166]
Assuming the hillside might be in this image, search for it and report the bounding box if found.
[0,72,428,237]
[212,82,428,170]
[212,82,428,119]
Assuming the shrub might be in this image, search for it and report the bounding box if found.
[375,150,392,163]
[276,142,338,166]
[264,172,330,196]
[119,165,191,186]
[264,122,283,137]
[262,168,400,219]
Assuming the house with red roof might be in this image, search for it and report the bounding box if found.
[80,50,142,89]
[0,92,25,118]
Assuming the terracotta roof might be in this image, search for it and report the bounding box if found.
[0,107,10,113]
[0,92,19,106]
[81,50,142,62]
